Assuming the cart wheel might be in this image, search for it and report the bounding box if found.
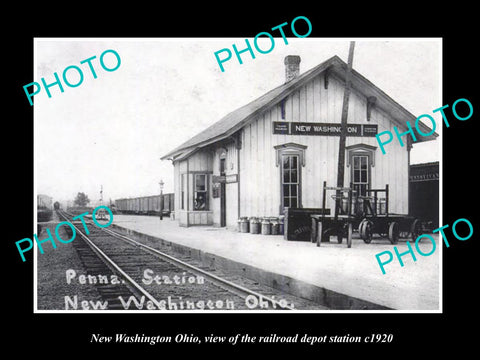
[347,223,352,248]
[388,222,399,244]
[359,219,367,243]
[316,221,322,247]
[410,219,422,242]
[360,219,373,244]
[358,218,366,234]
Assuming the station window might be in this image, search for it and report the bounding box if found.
[194,174,208,211]
[282,154,300,208]
[274,143,306,210]
[346,143,376,198]
[352,155,370,197]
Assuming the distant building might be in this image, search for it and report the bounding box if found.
[37,194,52,210]
[162,55,438,228]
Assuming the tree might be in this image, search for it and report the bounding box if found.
[74,192,90,207]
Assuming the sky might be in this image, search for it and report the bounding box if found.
[34,38,442,206]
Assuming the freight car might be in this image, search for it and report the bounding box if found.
[115,194,174,216]
[163,193,174,215]
[409,162,439,231]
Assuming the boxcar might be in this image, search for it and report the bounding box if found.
[115,193,174,216]
[140,197,148,214]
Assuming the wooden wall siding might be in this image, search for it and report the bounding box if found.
[226,182,239,227]
[186,151,213,172]
[176,210,214,227]
[188,211,213,225]
[178,210,188,227]
[178,159,188,173]
[239,73,409,217]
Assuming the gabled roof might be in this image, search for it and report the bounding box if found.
[161,55,437,161]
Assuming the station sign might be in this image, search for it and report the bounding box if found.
[273,121,378,137]
[212,175,225,183]
[212,174,238,184]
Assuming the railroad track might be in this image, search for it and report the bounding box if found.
[58,210,324,311]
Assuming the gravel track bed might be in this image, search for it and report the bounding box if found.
[42,211,327,311]
[36,212,102,310]
[102,228,327,310]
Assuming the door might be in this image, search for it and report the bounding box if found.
[220,158,226,227]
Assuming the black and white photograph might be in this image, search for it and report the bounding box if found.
[6,7,479,354]
[33,38,441,313]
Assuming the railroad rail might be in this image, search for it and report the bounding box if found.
[56,210,316,310]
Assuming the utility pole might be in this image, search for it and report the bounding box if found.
[159,179,164,220]
[98,185,106,220]
[335,41,355,217]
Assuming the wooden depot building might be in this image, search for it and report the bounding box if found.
[161,55,437,230]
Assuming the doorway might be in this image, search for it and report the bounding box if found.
[220,158,226,227]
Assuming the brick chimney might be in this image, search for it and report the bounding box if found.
[284,55,301,82]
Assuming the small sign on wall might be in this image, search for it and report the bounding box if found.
[212,175,225,183]
[213,174,238,184]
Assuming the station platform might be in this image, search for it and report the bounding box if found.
[110,214,440,311]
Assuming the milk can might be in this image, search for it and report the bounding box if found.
[270,217,280,235]
[238,217,249,233]
[261,217,271,235]
[378,198,386,215]
[249,217,260,234]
